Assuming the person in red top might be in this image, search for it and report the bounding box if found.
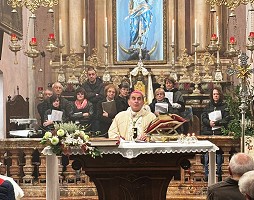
[70,87,94,129]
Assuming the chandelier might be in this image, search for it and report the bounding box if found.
[7,0,59,15]
[8,0,58,65]
[206,0,254,16]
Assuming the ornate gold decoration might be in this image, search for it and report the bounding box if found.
[246,33,254,62]
[24,40,40,59]
[66,49,80,84]
[87,48,102,68]
[237,65,251,79]
[200,52,214,82]
[103,43,111,83]
[178,49,193,83]
[112,0,167,65]
[155,71,166,88]
[111,72,123,87]
[192,43,201,94]
[9,34,21,64]
[7,0,59,14]
[134,80,146,96]
[206,0,254,16]
[46,36,57,53]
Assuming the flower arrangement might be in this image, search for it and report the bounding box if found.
[40,122,101,158]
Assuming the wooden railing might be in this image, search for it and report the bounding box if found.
[0,136,240,200]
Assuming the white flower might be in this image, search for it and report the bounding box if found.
[50,136,60,145]
[57,129,65,137]
[83,134,89,141]
[44,131,52,139]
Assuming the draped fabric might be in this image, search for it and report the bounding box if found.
[129,0,153,49]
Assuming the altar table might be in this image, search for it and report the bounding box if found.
[43,140,218,200]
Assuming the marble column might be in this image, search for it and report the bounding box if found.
[246,4,254,83]
[27,13,36,117]
[168,0,175,65]
[59,0,69,54]
[177,1,188,54]
[193,0,210,51]
[94,0,105,61]
[69,0,83,53]
[46,154,60,200]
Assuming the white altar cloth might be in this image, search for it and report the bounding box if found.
[10,118,37,125]
[100,140,218,159]
[43,140,218,200]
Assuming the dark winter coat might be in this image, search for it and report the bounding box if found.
[201,99,230,135]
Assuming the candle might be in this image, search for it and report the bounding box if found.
[31,37,37,44]
[11,33,17,40]
[249,32,254,38]
[229,36,236,44]
[172,19,174,43]
[216,16,219,42]
[211,33,217,40]
[105,17,108,44]
[38,87,43,91]
[49,33,54,39]
[194,19,197,43]
[83,18,86,45]
[139,20,142,37]
[59,19,62,45]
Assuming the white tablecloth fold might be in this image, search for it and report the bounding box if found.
[42,140,218,159]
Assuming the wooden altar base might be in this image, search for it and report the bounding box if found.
[70,153,195,200]
[21,183,207,200]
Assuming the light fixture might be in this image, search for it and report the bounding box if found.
[7,0,59,16]
[9,33,21,64]
[206,0,254,16]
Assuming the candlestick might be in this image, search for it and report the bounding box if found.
[194,19,197,44]
[249,32,254,38]
[229,36,236,44]
[211,33,217,40]
[105,17,108,44]
[216,16,219,42]
[11,33,17,40]
[59,19,62,45]
[49,33,54,39]
[83,18,86,45]
[31,37,37,45]
[172,19,175,44]
[139,20,142,38]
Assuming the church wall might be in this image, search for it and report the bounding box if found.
[0,8,31,136]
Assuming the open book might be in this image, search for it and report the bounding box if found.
[102,101,117,116]
[145,114,186,135]
[48,110,63,122]
[208,110,222,130]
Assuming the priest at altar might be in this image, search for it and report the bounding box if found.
[108,90,156,141]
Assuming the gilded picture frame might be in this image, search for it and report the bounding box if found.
[112,0,167,65]
[0,1,23,38]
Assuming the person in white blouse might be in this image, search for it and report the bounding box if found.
[108,90,156,141]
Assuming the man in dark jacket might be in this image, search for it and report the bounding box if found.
[82,67,105,131]
[207,153,254,200]
[37,82,73,131]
